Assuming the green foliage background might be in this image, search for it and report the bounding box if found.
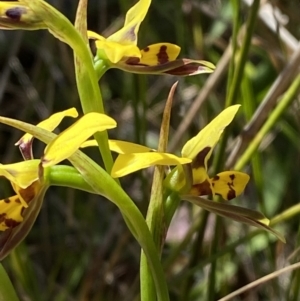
[0,0,300,300]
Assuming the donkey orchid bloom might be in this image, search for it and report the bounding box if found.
[0,109,116,259]
[108,105,249,201]
[88,0,215,76]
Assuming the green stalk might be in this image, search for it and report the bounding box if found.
[140,83,177,301]
[235,73,300,170]
[0,264,20,301]
[22,0,114,172]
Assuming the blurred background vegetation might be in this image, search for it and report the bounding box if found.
[0,0,300,300]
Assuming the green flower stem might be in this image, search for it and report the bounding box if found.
[164,191,182,229]
[0,263,20,301]
[140,83,177,301]
[234,73,300,171]
[53,156,170,301]
[23,0,113,172]
[47,165,95,193]
[140,166,165,301]
[48,161,169,301]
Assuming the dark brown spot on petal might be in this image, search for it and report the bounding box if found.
[143,46,150,52]
[4,198,10,204]
[226,177,236,200]
[227,189,236,200]
[165,61,210,76]
[125,57,141,65]
[5,7,26,21]
[17,182,38,204]
[190,179,212,196]
[15,198,21,204]
[213,175,220,181]
[192,147,211,169]
[0,214,6,223]
[157,45,169,65]
[5,218,20,228]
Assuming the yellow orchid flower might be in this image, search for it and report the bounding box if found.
[88,0,215,76]
[0,108,116,259]
[108,105,249,201]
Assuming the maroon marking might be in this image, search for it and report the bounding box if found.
[192,147,211,169]
[18,184,36,203]
[0,214,6,223]
[125,57,141,65]
[165,63,207,76]
[157,45,169,65]
[227,189,236,200]
[213,175,220,181]
[5,7,26,21]
[143,46,150,52]
[5,218,20,228]
[4,198,10,204]
[192,179,212,196]
[229,174,235,180]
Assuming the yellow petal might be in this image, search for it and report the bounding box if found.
[81,139,153,153]
[16,108,78,146]
[0,160,40,189]
[139,43,181,66]
[87,30,105,41]
[95,39,141,64]
[211,171,250,200]
[108,0,151,44]
[182,105,241,165]
[0,195,24,231]
[192,165,210,186]
[43,112,117,167]
[109,140,152,153]
[111,153,191,178]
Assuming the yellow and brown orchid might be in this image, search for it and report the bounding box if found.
[88,0,215,76]
[80,105,285,242]
[108,105,249,201]
[0,108,117,259]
